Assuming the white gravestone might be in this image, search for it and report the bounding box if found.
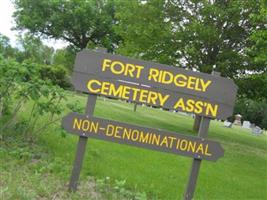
[242,121,251,129]
[224,121,232,128]
[252,126,263,135]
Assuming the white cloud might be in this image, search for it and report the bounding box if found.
[0,0,17,45]
[0,0,67,49]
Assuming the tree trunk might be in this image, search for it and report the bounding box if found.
[133,103,137,112]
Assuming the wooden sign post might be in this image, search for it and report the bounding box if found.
[184,117,210,199]
[68,94,96,191]
[63,48,237,198]
[68,48,106,192]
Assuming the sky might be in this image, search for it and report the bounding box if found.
[0,0,67,49]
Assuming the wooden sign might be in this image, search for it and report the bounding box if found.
[72,49,237,119]
[62,112,224,161]
[62,48,238,200]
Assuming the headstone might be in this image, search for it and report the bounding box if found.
[224,120,232,128]
[234,114,242,126]
[250,123,256,129]
[242,121,251,129]
[252,126,263,135]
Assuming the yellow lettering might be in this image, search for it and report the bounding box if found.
[194,78,202,91]
[205,144,212,156]
[148,68,159,82]
[131,88,140,101]
[124,64,135,77]
[101,81,110,95]
[123,128,131,140]
[73,118,82,130]
[114,126,122,138]
[109,84,123,96]
[135,65,144,78]
[174,74,187,87]
[106,124,114,136]
[82,120,90,131]
[194,101,203,114]
[90,121,99,133]
[180,139,188,151]
[162,71,173,84]
[206,103,218,117]
[187,76,196,90]
[187,141,196,153]
[174,98,186,111]
[139,90,148,103]
[131,130,139,141]
[176,139,181,149]
[186,99,195,112]
[121,86,131,99]
[168,136,177,148]
[196,144,204,154]
[147,91,158,105]
[102,59,111,71]
[201,79,212,92]
[87,80,101,93]
[151,134,160,146]
[158,93,170,106]
[160,136,168,147]
[139,132,149,143]
[110,61,125,75]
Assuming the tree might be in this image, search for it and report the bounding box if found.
[115,0,174,64]
[53,47,76,72]
[116,0,263,78]
[236,72,267,100]
[0,34,16,58]
[246,0,267,73]
[13,0,121,51]
[115,0,265,131]
[234,98,267,129]
[0,56,79,137]
[16,33,54,64]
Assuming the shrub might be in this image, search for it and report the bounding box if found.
[39,64,71,89]
[0,56,77,140]
[233,98,267,129]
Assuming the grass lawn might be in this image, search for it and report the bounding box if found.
[1,93,267,200]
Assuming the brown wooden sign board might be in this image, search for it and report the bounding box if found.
[72,49,237,120]
[72,72,233,119]
[63,48,238,200]
[62,112,224,162]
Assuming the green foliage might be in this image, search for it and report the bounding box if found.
[247,0,267,72]
[0,33,16,58]
[116,0,266,125]
[1,98,266,199]
[53,47,75,72]
[0,57,76,139]
[0,56,30,116]
[0,134,149,200]
[236,72,267,100]
[234,98,267,129]
[115,0,172,63]
[95,177,148,200]
[39,65,71,89]
[116,0,263,77]
[13,0,121,51]
[16,33,54,64]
